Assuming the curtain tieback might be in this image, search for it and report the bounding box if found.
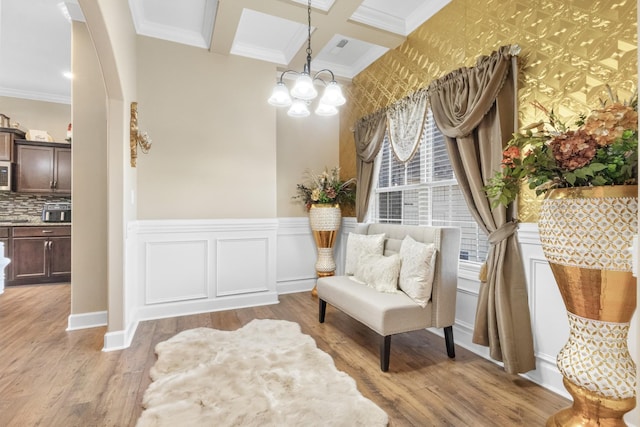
[479,222,518,281]
[487,221,518,245]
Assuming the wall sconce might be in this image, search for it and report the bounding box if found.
[130,101,152,167]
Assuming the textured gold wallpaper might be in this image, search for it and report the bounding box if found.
[339,0,637,222]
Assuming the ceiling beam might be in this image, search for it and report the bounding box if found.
[210,0,405,60]
[285,0,403,71]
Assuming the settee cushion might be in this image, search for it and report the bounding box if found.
[344,233,385,275]
[353,253,401,293]
[318,276,432,336]
[398,236,437,307]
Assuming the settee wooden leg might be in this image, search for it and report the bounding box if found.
[444,326,455,358]
[319,299,327,323]
[380,335,391,372]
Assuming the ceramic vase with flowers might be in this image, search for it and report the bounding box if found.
[295,167,356,296]
[486,88,638,426]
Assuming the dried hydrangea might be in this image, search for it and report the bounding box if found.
[501,146,520,168]
[583,103,638,147]
[549,130,598,171]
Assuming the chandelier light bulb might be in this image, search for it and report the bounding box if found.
[315,102,338,116]
[287,99,311,117]
[290,74,318,101]
[320,81,345,106]
[268,82,292,107]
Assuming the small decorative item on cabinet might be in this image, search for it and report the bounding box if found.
[25,129,53,142]
[65,123,72,143]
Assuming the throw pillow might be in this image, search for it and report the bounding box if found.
[344,233,385,275]
[399,235,437,307]
[354,253,401,293]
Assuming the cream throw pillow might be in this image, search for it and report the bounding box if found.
[354,253,401,293]
[399,235,437,307]
[344,233,385,275]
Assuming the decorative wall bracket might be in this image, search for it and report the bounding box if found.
[130,101,152,167]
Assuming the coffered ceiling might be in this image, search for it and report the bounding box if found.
[0,0,450,104]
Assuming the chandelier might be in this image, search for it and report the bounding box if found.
[267,0,346,117]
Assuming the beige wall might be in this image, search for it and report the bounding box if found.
[135,36,278,219]
[78,0,139,332]
[70,21,108,314]
[276,108,339,217]
[0,97,70,142]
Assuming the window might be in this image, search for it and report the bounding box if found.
[368,111,489,263]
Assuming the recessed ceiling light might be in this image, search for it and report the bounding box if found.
[63,72,74,79]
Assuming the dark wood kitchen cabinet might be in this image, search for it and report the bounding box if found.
[14,140,71,194]
[0,227,9,281]
[9,226,71,285]
[0,128,25,161]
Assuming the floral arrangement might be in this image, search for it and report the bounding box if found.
[294,166,356,211]
[485,89,638,207]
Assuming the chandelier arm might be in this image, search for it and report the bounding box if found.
[277,69,302,82]
[312,69,336,84]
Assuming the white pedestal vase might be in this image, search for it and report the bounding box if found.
[308,204,342,297]
[539,185,637,426]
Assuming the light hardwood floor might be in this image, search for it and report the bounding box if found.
[0,284,569,426]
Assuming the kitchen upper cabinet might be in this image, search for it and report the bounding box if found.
[0,129,25,161]
[15,140,71,194]
[0,133,11,161]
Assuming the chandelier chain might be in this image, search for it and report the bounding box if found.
[306,0,312,57]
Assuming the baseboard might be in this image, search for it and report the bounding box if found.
[135,291,280,323]
[103,317,139,352]
[67,310,108,331]
[277,278,316,295]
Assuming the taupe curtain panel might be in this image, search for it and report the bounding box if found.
[428,45,535,374]
[353,110,387,222]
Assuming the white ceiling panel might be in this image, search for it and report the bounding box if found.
[313,35,388,79]
[128,0,218,49]
[351,0,452,36]
[231,9,309,65]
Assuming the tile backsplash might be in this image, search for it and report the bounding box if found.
[0,193,71,217]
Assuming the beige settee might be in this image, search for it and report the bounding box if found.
[317,223,461,371]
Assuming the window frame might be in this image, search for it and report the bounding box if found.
[367,112,489,265]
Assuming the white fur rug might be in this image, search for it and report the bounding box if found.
[136,319,388,427]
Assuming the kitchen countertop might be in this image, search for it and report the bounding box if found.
[0,216,71,227]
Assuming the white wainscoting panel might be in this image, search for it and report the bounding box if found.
[517,223,569,397]
[217,237,270,296]
[145,240,209,304]
[130,219,279,326]
[276,218,317,294]
[276,217,354,294]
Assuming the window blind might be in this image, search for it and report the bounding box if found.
[370,111,489,263]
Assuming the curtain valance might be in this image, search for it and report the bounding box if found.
[386,89,428,163]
